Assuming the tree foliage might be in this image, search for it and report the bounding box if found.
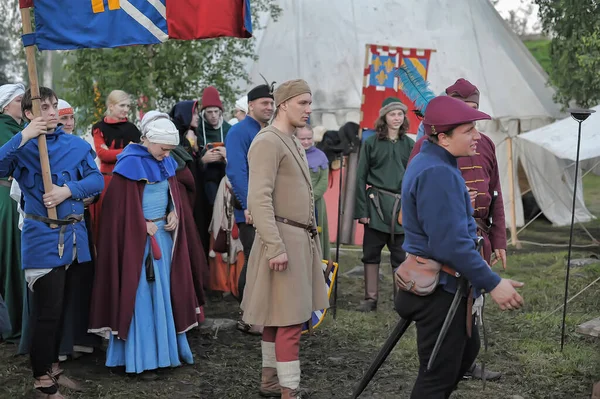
[533,0,600,109]
[0,0,26,84]
[61,0,280,127]
[0,37,11,85]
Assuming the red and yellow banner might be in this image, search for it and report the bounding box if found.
[359,44,434,133]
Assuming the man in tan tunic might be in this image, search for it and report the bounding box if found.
[241,79,329,399]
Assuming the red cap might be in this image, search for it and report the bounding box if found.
[423,96,491,136]
[445,78,480,106]
[201,86,223,111]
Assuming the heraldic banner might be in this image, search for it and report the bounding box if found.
[22,0,252,50]
[360,44,434,134]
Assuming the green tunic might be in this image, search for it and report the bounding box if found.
[0,113,24,340]
[310,167,330,260]
[354,134,414,234]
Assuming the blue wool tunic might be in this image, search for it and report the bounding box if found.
[225,115,262,224]
[401,140,501,295]
[0,127,103,269]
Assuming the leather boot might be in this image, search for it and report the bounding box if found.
[259,368,281,397]
[277,361,307,398]
[592,381,600,399]
[281,387,310,398]
[463,362,502,381]
[51,364,83,391]
[259,341,280,397]
[356,264,379,312]
[34,374,67,399]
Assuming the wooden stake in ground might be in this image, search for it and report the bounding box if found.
[19,2,57,224]
[506,136,520,248]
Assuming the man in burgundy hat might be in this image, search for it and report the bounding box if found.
[409,78,506,380]
[396,95,524,397]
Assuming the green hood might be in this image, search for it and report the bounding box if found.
[0,113,25,147]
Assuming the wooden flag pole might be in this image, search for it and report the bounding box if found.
[19,4,58,223]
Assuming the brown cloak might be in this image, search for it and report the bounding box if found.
[175,166,210,293]
[89,173,205,340]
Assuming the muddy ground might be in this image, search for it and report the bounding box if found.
[1,246,600,399]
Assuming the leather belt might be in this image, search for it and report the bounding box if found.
[146,216,167,223]
[275,216,318,239]
[475,218,490,234]
[0,180,11,188]
[25,213,84,259]
[405,253,460,278]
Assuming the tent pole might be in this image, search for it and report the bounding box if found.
[506,136,521,248]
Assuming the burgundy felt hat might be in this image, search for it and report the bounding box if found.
[201,86,223,111]
[445,78,480,106]
[423,96,491,136]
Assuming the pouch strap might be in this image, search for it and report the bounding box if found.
[405,253,460,278]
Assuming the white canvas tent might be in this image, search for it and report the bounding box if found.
[515,106,600,226]
[243,0,566,233]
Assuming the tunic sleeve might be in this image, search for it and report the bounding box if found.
[247,136,286,260]
[225,129,250,210]
[64,150,104,200]
[93,128,121,163]
[312,167,329,201]
[354,140,371,220]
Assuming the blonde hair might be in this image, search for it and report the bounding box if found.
[105,90,131,116]
[295,124,313,137]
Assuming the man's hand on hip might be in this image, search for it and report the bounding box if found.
[269,253,288,272]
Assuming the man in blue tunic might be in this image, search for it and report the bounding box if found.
[225,83,274,332]
[0,87,103,398]
[397,96,524,398]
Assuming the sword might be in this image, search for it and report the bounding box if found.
[478,296,490,390]
[426,236,484,372]
[352,317,412,399]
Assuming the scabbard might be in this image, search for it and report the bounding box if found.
[352,317,412,398]
[368,193,385,222]
[427,278,465,372]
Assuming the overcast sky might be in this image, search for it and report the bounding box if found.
[494,0,541,32]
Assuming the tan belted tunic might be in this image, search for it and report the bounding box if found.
[241,125,329,327]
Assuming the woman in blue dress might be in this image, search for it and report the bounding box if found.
[89,114,205,375]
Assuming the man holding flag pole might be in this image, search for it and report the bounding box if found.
[0,86,104,398]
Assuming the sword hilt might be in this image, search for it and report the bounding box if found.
[475,236,484,252]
